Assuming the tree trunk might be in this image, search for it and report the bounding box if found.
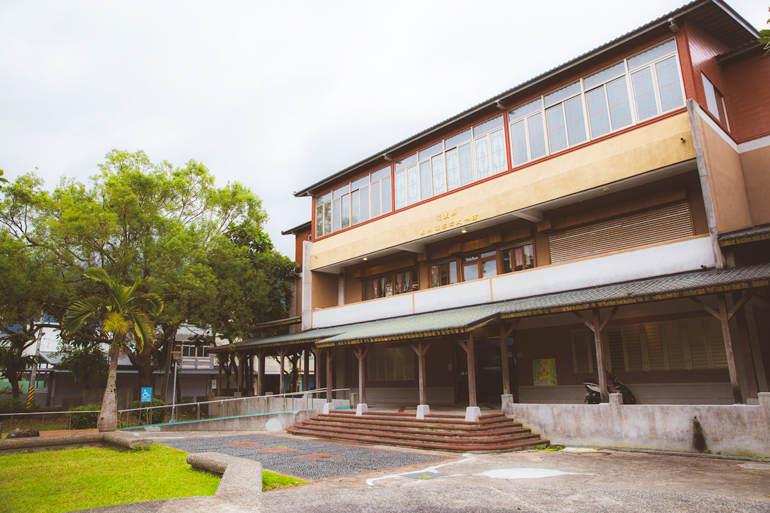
[98,343,120,432]
[8,372,21,401]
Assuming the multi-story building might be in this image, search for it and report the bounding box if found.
[229,0,770,422]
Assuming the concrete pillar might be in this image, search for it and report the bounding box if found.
[301,241,313,331]
[303,349,310,392]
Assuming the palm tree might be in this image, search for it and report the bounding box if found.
[66,268,163,432]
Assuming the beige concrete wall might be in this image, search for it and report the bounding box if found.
[312,271,339,310]
[311,113,695,270]
[506,393,770,457]
[697,117,753,232]
[740,145,770,227]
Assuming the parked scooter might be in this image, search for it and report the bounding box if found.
[583,373,636,404]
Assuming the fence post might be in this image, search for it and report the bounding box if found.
[197,404,200,421]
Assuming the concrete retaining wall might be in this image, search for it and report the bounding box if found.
[207,396,349,418]
[505,392,770,457]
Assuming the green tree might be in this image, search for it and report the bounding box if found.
[53,341,109,390]
[0,170,7,189]
[65,268,163,432]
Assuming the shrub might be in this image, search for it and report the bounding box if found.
[129,398,166,425]
[0,398,38,414]
[180,396,194,404]
[68,405,101,429]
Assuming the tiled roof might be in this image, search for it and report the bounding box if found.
[718,224,770,246]
[208,325,347,352]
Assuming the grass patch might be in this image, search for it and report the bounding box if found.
[533,444,565,451]
[262,470,309,491]
[0,445,220,513]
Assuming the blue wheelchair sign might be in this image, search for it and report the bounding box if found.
[140,387,152,403]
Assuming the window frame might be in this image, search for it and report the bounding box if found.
[362,266,419,301]
[501,241,536,274]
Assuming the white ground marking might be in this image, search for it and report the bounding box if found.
[476,468,592,480]
[366,453,476,486]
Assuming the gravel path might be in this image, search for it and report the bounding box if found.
[161,434,449,480]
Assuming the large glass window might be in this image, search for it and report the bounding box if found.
[314,166,392,237]
[462,250,498,281]
[701,73,729,129]
[627,40,683,121]
[472,116,506,179]
[430,260,458,288]
[544,82,587,153]
[501,243,535,273]
[584,62,633,138]
[363,268,418,300]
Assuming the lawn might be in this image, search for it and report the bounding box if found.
[0,445,308,513]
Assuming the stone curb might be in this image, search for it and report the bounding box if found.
[186,452,262,509]
[0,432,152,454]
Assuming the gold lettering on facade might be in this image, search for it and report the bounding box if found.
[420,209,477,236]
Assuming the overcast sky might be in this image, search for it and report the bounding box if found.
[1,0,766,259]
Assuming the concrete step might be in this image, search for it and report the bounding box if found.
[286,427,549,452]
[291,424,540,445]
[318,414,512,429]
[301,420,528,438]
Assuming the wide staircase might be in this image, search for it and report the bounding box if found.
[287,411,549,452]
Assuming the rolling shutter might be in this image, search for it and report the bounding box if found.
[549,201,694,264]
[365,347,415,381]
[572,330,597,374]
[643,323,667,371]
[706,317,728,369]
[661,321,687,370]
[685,319,712,369]
[607,327,626,372]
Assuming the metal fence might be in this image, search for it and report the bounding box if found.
[0,409,102,435]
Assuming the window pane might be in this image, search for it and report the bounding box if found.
[480,250,496,258]
[523,244,534,269]
[584,61,625,90]
[371,167,390,181]
[419,161,432,200]
[514,247,525,271]
[352,175,369,190]
[627,39,676,70]
[490,129,506,174]
[509,98,542,121]
[332,198,341,232]
[544,81,581,107]
[482,259,497,278]
[606,76,633,130]
[360,185,369,222]
[463,254,479,262]
[404,270,411,292]
[445,129,471,149]
[371,181,381,216]
[586,86,611,138]
[419,141,443,161]
[372,278,380,298]
[564,96,587,146]
[315,205,324,236]
[631,67,658,121]
[341,194,350,229]
[365,280,371,300]
[395,153,417,171]
[546,105,568,153]
[324,203,331,234]
[431,266,440,288]
[448,261,458,284]
[351,190,360,225]
[459,142,474,185]
[445,148,460,190]
[395,272,404,294]
[528,115,547,159]
[407,166,419,205]
[432,154,446,195]
[384,275,393,296]
[463,263,479,281]
[395,171,407,209]
[411,270,419,292]
[473,116,503,137]
[510,120,528,166]
[440,263,448,286]
[381,177,392,213]
[655,57,683,112]
[474,134,490,179]
[502,250,511,273]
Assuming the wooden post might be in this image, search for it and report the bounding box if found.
[457,333,477,407]
[303,348,310,392]
[718,292,743,404]
[257,350,265,397]
[690,291,756,404]
[499,320,518,396]
[217,359,223,396]
[352,345,371,404]
[277,347,288,395]
[592,309,608,403]
[410,341,433,406]
[733,291,759,400]
[326,348,338,403]
[572,306,619,403]
[236,355,243,393]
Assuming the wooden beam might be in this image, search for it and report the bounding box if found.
[691,297,720,319]
[728,289,756,321]
[257,350,266,397]
[353,345,367,405]
[326,348,338,403]
[717,292,743,404]
[303,349,309,392]
[592,309,609,403]
[733,291,759,400]
[277,347,288,396]
[457,339,468,353]
[573,312,596,332]
[466,333,477,407]
[598,306,620,332]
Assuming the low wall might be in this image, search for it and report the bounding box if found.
[518,382,734,405]
[0,432,152,455]
[135,408,320,433]
[506,392,770,457]
[208,396,349,418]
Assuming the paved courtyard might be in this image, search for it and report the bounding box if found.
[160,433,450,480]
